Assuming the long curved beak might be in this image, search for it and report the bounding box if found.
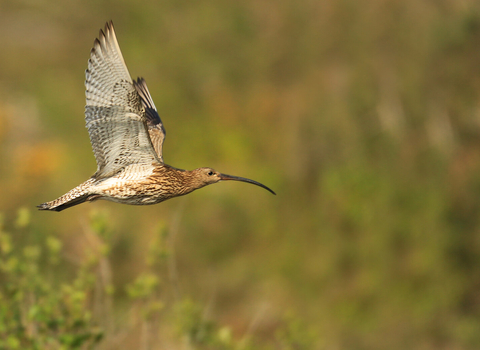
[219,173,276,195]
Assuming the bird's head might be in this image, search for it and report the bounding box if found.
[191,167,276,195]
[193,167,223,185]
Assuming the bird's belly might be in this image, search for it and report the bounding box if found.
[94,178,170,205]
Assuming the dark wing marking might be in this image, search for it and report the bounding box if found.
[85,21,160,178]
[133,78,166,162]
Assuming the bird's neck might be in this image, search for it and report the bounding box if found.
[153,164,205,196]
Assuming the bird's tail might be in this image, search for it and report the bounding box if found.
[37,178,97,212]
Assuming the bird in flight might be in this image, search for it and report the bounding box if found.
[38,22,275,212]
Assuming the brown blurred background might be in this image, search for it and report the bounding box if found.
[2,0,480,349]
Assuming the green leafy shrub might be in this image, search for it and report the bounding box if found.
[0,208,307,349]
[0,209,103,349]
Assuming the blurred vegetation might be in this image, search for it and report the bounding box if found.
[0,208,312,349]
[1,0,480,348]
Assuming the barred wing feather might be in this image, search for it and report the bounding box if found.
[85,21,161,178]
[134,77,166,162]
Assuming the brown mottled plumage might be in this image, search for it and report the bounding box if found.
[38,21,275,212]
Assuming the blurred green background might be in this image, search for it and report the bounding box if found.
[2,0,480,349]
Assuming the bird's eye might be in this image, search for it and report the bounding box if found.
[208,171,214,176]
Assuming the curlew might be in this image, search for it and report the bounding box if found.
[38,22,275,212]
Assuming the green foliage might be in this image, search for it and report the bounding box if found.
[175,298,218,348]
[0,209,102,349]
[0,209,306,349]
[126,272,160,300]
[275,313,317,350]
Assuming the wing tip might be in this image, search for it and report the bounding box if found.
[105,20,114,33]
[92,20,115,54]
[133,77,162,125]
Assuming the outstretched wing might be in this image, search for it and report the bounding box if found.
[85,21,161,179]
[133,78,166,162]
